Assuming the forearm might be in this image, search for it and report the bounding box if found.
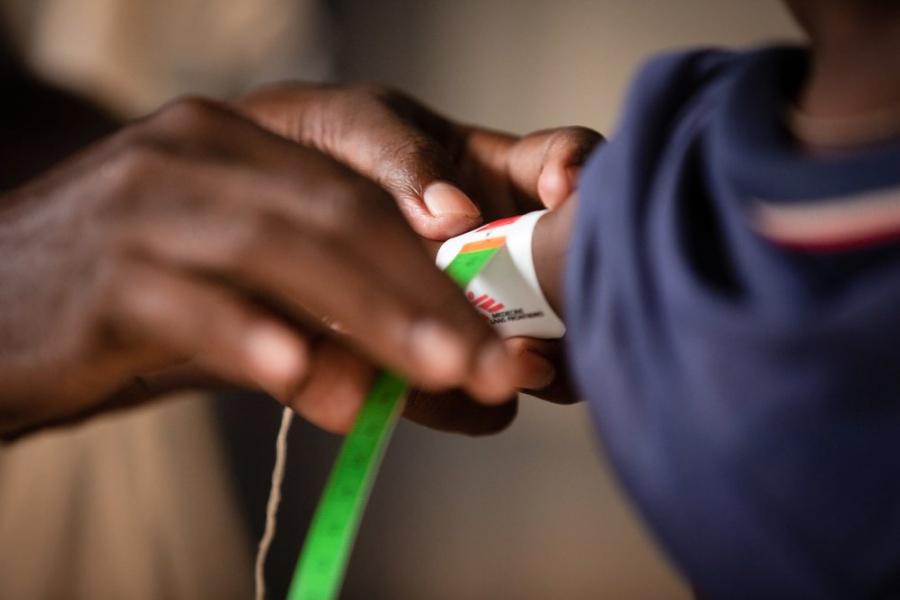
[532,194,576,314]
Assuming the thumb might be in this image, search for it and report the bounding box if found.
[236,84,482,240]
[374,137,483,240]
[361,121,484,239]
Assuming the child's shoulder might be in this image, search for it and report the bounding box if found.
[612,46,800,151]
[638,47,739,81]
[627,45,805,108]
[611,48,743,139]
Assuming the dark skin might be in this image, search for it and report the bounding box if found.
[235,84,598,429]
[785,0,900,117]
[0,96,526,435]
[0,70,600,439]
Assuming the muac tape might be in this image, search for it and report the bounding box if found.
[288,211,562,600]
[435,210,565,340]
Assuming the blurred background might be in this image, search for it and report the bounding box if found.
[0,1,800,598]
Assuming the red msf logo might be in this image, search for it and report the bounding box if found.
[467,291,505,314]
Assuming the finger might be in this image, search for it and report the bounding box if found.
[493,126,603,210]
[457,338,556,404]
[238,86,483,240]
[506,337,579,405]
[324,200,519,404]
[456,127,520,220]
[404,389,518,436]
[128,197,515,402]
[285,338,374,434]
[327,104,481,239]
[505,337,558,391]
[107,258,310,399]
[286,342,518,436]
[124,109,518,401]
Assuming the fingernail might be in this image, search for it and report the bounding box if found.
[245,324,306,390]
[515,350,556,390]
[537,166,570,208]
[476,340,517,403]
[409,320,467,384]
[423,182,480,218]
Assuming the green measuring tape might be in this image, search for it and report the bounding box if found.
[287,238,506,600]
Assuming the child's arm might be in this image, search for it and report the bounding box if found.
[533,194,577,314]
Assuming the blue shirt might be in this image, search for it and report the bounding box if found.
[567,47,900,598]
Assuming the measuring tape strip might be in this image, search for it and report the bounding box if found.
[287,234,508,600]
[287,371,406,600]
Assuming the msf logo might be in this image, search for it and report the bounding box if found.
[467,291,505,314]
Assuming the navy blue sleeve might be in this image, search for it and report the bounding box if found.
[566,47,900,599]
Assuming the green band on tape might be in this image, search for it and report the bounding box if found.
[288,372,405,600]
[287,241,503,600]
[443,246,502,287]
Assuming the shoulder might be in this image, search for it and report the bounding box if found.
[628,49,738,106]
[578,49,743,197]
[632,48,739,91]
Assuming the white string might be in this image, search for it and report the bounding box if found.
[255,407,294,600]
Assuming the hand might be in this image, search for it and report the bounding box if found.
[235,82,601,238]
[0,97,520,439]
[236,84,601,422]
[405,211,580,436]
[411,196,584,434]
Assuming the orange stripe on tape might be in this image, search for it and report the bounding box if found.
[460,236,506,253]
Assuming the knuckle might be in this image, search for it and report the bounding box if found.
[117,143,166,180]
[92,139,173,221]
[328,84,395,128]
[153,95,225,136]
[104,141,168,198]
[347,82,395,103]
[254,209,294,244]
[559,125,603,141]
[342,83,412,119]
[317,179,387,238]
[224,209,287,267]
[246,79,304,98]
[377,133,445,193]
[548,125,604,154]
[394,132,443,164]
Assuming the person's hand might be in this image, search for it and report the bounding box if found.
[236,83,601,238]
[404,194,582,434]
[236,84,601,419]
[0,97,520,440]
